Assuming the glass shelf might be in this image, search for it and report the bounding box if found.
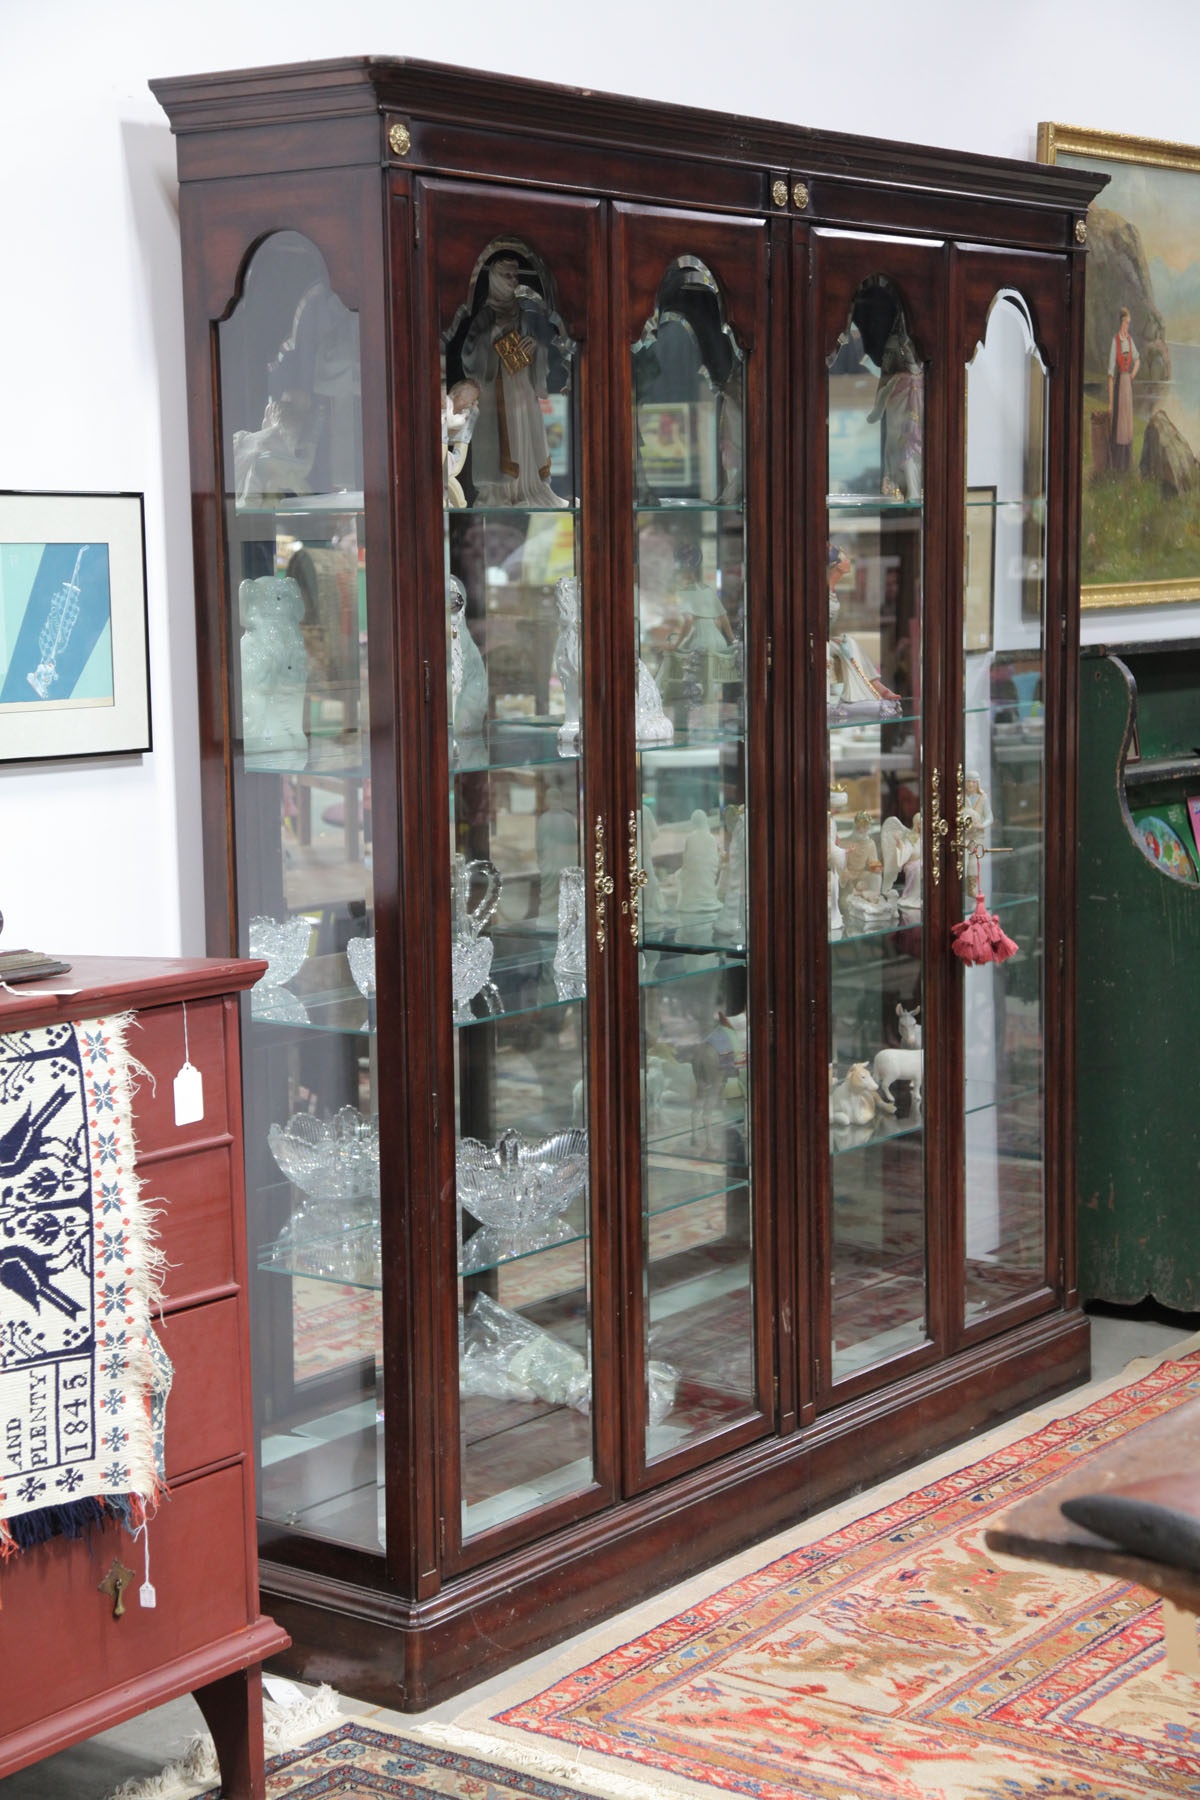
[241,749,368,780]
[236,490,366,516]
[964,493,1046,513]
[638,723,747,753]
[447,502,579,518]
[452,722,579,773]
[827,495,924,515]
[634,500,745,515]
[829,1078,1040,1158]
[829,703,919,734]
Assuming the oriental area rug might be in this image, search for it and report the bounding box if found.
[433,1344,1200,1800]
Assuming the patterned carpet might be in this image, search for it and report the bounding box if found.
[160,1721,602,1799]
[463,1350,1200,1800]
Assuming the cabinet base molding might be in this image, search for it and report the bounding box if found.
[262,1307,1089,1709]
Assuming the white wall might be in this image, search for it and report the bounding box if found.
[2,0,1197,956]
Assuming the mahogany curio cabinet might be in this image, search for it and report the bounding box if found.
[152,58,1106,1707]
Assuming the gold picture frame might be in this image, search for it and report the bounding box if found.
[1038,122,1200,610]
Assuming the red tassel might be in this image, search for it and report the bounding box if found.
[951,855,1019,965]
[951,891,997,964]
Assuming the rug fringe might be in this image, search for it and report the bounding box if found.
[413,1719,676,1800]
[102,1684,343,1800]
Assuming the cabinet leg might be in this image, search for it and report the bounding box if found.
[193,1666,267,1800]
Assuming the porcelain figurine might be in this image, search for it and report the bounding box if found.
[896,1001,922,1047]
[239,574,308,770]
[962,773,993,895]
[459,253,567,508]
[232,390,322,506]
[656,543,739,705]
[829,1061,895,1128]
[881,813,923,916]
[716,804,747,942]
[676,809,723,939]
[448,574,488,753]
[872,1043,923,1113]
[840,811,881,899]
[553,575,581,754]
[826,542,901,716]
[867,318,924,500]
[443,378,481,509]
[828,791,848,937]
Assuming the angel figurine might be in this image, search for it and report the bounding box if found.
[881,812,923,917]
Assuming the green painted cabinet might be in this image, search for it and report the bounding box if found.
[1078,642,1200,1307]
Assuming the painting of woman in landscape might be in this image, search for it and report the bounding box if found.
[1039,123,1200,605]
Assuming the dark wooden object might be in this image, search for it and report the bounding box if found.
[985,1394,1200,1614]
[0,957,290,1798]
[151,56,1106,1708]
[1077,646,1200,1308]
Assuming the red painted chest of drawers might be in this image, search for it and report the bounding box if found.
[0,957,290,1798]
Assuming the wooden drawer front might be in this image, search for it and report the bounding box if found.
[0,1462,251,1735]
[131,998,230,1155]
[159,1298,245,1480]
[150,1145,237,1308]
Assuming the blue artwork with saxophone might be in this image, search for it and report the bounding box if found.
[0,541,114,708]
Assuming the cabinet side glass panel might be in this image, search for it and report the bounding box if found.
[442,238,596,1538]
[218,231,382,1552]
[826,277,928,1379]
[634,258,756,1459]
[962,293,1048,1323]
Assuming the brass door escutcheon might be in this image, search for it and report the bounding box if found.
[593,816,614,952]
[930,768,950,886]
[99,1556,135,1619]
[623,811,648,944]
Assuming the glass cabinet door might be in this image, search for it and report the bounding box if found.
[817,241,942,1390]
[617,211,772,1483]
[217,231,382,1552]
[427,192,612,1554]
[959,277,1056,1331]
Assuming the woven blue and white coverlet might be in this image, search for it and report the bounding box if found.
[0,1013,168,1555]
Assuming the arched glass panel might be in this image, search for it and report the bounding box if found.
[962,291,1048,1323]
[826,275,928,1380]
[217,232,379,1551]
[441,238,594,1539]
[632,257,756,1460]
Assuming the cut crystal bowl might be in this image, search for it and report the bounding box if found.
[268,1106,380,1200]
[347,935,375,997]
[457,1127,588,1271]
[249,913,310,987]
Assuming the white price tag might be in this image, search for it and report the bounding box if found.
[173,1060,204,1126]
[139,1580,157,1608]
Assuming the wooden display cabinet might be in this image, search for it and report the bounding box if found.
[151,58,1106,1707]
[0,957,289,1799]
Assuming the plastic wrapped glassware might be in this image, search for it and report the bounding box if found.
[457,1127,587,1271]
